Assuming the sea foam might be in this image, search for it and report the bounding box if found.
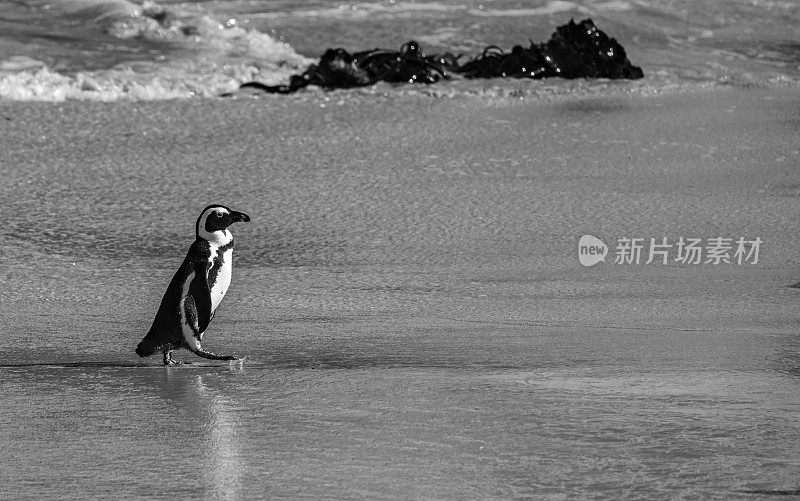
[0,0,311,101]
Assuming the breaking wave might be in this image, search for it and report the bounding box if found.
[0,0,311,101]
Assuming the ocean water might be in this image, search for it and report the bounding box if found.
[0,0,799,100]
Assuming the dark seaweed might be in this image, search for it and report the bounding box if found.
[235,18,643,95]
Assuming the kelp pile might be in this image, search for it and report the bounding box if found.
[238,18,643,94]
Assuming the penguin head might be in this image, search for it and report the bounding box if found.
[196,205,250,242]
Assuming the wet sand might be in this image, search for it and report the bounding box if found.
[1,86,799,498]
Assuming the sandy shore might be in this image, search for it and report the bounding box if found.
[1,86,798,337]
[1,85,799,498]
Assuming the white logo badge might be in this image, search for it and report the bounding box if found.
[578,235,608,267]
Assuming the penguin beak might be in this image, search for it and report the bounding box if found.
[230,211,250,224]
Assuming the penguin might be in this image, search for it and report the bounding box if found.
[136,204,251,365]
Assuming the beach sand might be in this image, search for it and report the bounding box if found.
[1,86,799,498]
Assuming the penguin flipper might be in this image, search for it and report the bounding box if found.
[189,261,213,333]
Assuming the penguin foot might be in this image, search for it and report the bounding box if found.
[163,351,183,366]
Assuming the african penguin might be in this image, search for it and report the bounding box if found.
[136,204,250,365]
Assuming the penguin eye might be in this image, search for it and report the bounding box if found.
[215,212,223,218]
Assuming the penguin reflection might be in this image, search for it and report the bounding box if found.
[159,369,243,499]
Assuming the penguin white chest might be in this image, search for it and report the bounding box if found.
[209,246,233,312]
